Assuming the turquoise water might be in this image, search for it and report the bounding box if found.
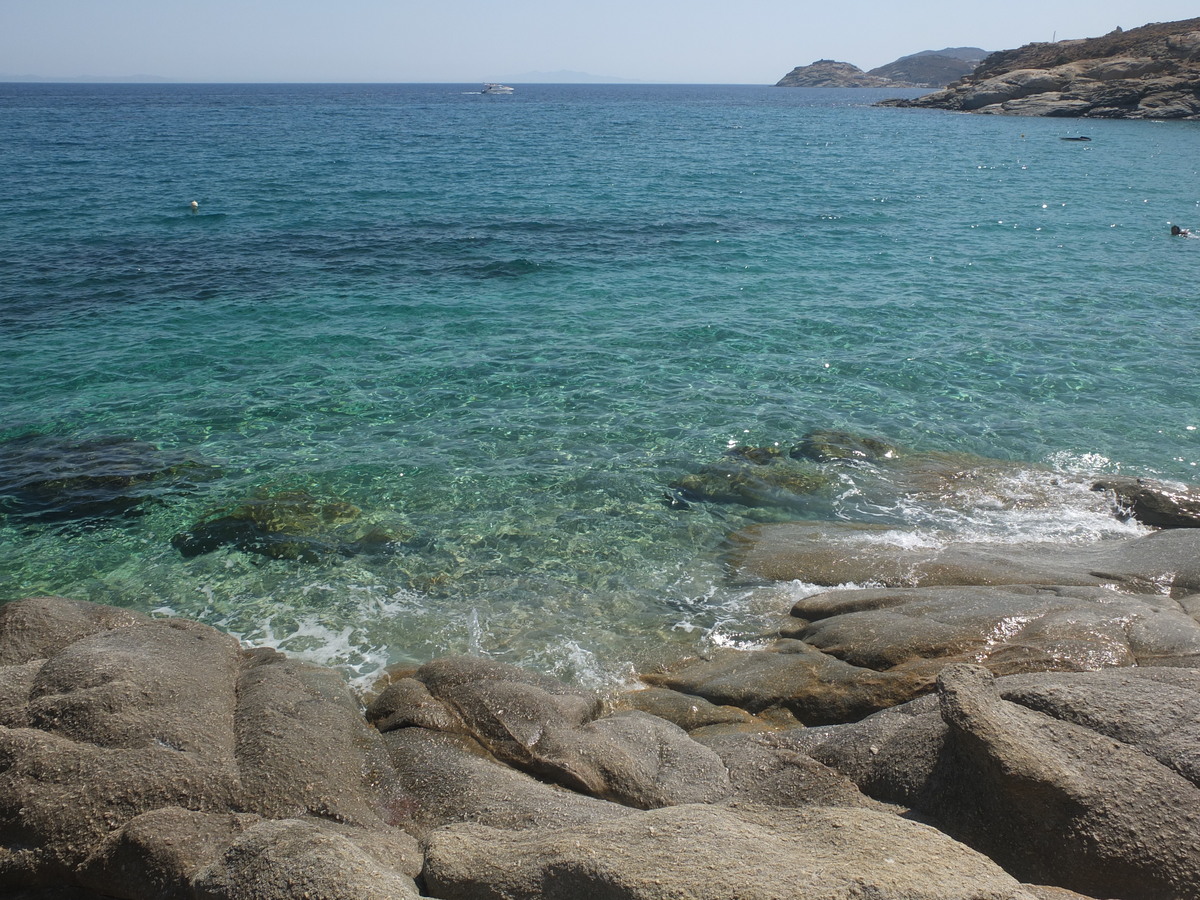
[2,83,1199,684]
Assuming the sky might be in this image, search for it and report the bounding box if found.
[2,1,1198,84]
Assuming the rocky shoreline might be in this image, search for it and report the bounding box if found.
[5,434,1200,898]
[880,17,1200,119]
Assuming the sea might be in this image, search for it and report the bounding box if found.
[2,82,1199,687]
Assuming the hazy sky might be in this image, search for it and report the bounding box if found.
[3,1,1197,83]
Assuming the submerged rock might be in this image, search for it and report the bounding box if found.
[789,429,902,462]
[669,429,1066,521]
[171,489,399,562]
[0,434,214,524]
[668,444,830,510]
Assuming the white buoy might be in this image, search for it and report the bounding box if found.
[189,200,199,212]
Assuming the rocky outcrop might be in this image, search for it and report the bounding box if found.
[0,596,421,899]
[880,17,1200,118]
[868,48,988,87]
[1093,474,1200,527]
[4,592,1200,898]
[792,665,1200,899]
[775,59,896,87]
[422,803,1040,900]
[367,656,732,810]
[778,49,988,89]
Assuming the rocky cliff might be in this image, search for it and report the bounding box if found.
[880,17,1200,118]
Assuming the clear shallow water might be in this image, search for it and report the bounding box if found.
[2,83,1199,685]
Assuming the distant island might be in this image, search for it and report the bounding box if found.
[879,17,1200,118]
[775,48,988,89]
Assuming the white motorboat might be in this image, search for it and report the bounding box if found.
[481,83,514,94]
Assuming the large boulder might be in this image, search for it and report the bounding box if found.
[190,818,422,900]
[370,656,731,809]
[422,802,1040,900]
[642,638,920,725]
[694,730,887,810]
[0,595,152,666]
[0,596,417,899]
[793,665,1200,899]
[380,727,635,838]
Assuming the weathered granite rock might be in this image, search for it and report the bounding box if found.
[793,666,1200,900]
[371,655,731,809]
[788,583,1200,671]
[695,730,887,810]
[0,595,151,666]
[422,802,1040,900]
[235,646,399,825]
[881,18,1200,118]
[0,596,411,898]
[1093,474,1200,528]
[647,577,1200,725]
[729,521,1200,596]
[642,638,921,725]
[191,818,422,900]
[0,435,214,525]
[380,727,635,838]
[614,686,760,732]
[999,667,1200,786]
[76,808,255,900]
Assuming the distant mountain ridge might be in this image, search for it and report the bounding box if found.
[776,47,987,89]
[880,17,1200,118]
[0,73,173,83]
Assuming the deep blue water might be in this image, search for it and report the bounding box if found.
[2,83,1199,684]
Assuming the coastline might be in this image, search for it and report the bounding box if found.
[4,436,1200,898]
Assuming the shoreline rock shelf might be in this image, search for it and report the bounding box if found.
[5,434,1200,898]
[4,539,1200,899]
[879,17,1200,118]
